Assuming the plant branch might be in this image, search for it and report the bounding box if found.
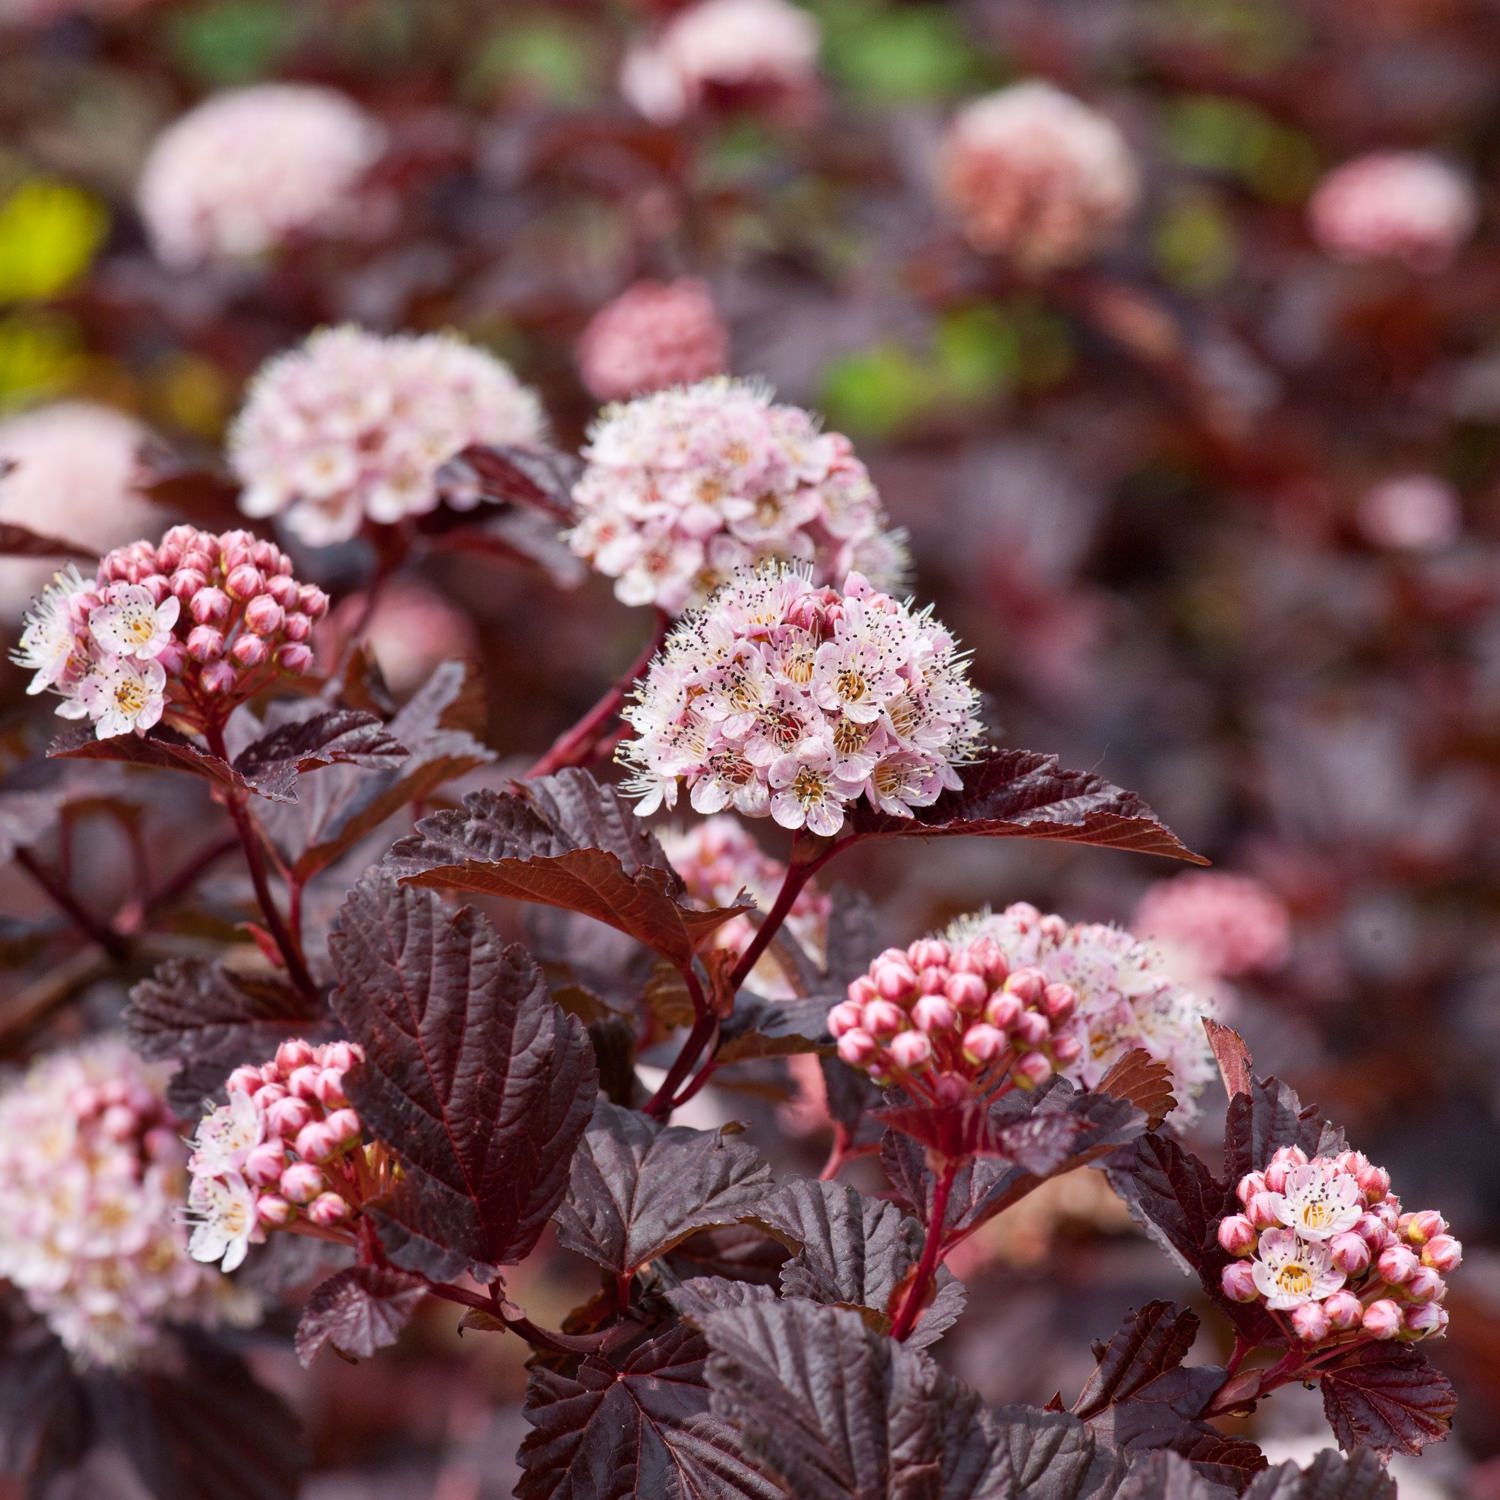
[890,1158,958,1341]
[14,847,130,962]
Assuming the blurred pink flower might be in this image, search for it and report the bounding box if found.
[938,81,1139,270]
[136,85,385,268]
[621,0,820,124]
[577,278,729,402]
[0,402,156,619]
[323,578,478,695]
[1358,474,1463,551]
[1308,152,1477,272]
[1131,871,1291,979]
[230,326,546,546]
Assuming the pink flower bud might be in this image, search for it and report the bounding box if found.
[1246,1192,1282,1230]
[282,611,312,642]
[1236,1171,1266,1206]
[186,624,224,662]
[827,1001,863,1038]
[315,1068,350,1108]
[171,568,208,601]
[257,1193,296,1228]
[1422,1235,1462,1273]
[244,1140,287,1186]
[232,633,270,667]
[888,1032,933,1071]
[266,1095,314,1138]
[251,540,281,571]
[326,1107,362,1145]
[962,1023,1007,1064]
[155,641,187,674]
[1404,1302,1445,1339]
[1013,1011,1051,1048]
[944,972,988,1013]
[1355,1211,1392,1249]
[1357,1163,1391,1203]
[912,995,958,1034]
[287,1065,322,1101]
[1405,1267,1444,1303]
[295,1121,343,1163]
[1004,967,1046,1004]
[1051,1034,1083,1066]
[985,993,1022,1030]
[322,1041,360,1072]
[226,1065,263,1095]
[1324,1291,1363,1331]
[907,939,948,970]
[1401,1210,1447,1244]
[1263,1161,1290,1194]
[298,585,330,619]
[873,957,917,1002]
[847,976,877,1006]
[280,1161,325,1204]
[1217,1214,1257,1256]
[1221,1260,1259,1302]
[226,564,264,600]
[836,1030,877,1068]
[1329,1232,1371,1277]
[274,1039,314,1073]
[1378,1244,1418,1285]
[200,660,239,695]
[1014,1051,1052,1088]
[244,595,284,635]
[862,999,905,1039]
[266,574,301,609]
[1042,983,1077,1025]
[1362,1299,1403,1339]
[1291,1303,1330,1344]
[277,642,315,675]
[307,1191,351,1228]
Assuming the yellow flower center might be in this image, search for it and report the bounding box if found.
[113,678,147,714]
[1275,1263,1313,1297]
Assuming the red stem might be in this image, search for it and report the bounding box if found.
[14,848,130,962]
[890,1159,958,1341]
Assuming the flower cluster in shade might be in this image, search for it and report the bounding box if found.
[1217,1147,1460,1346]
[136,85,385,268]
[661,815,830,996]
[621,0,820,125]
[830,933,1086,1098]
[619,565,982,835]
[946,903,1218,1118]
[1307,152,1478,273]
[1131,871,1291,980]
[576,278,729,402]
[0,401,158,619]
[938,81,1140,271]
[229,326,548,547]
[12,526,328,739]
[568,378,907,615]
[0,1038,256,1368]
[187,1040,385,1272]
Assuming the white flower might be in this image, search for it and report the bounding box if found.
[188,1091,265,1177]
[1250,1227,1346,1310]
[11,565,88,693]
[187,1171,260,1272]
[75,655,167,739]
[1270,1164,1363,1242]
[768,744,860,836]
[88,584,179,660]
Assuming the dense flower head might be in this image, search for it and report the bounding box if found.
[577,278,730,402]
[621,0,820,125]
[947,903,1218,1117]
[569,378,906,614]
[1358,474,1463,551]
[229,326,547,547]
[1217,1147,1458,1347]
[12,525,328,738]
[619,564,982,835]
[186,1040,387,1271]
[661,815,830,995]
[0,1038,256,1367]
[938,82,1140,270]
[830,932,1085,1098]
[1131,872,1291,979]
[0,401,157,618]
[136,85,384,268]
[1307,152,1478,272]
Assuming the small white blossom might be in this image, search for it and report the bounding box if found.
[186,1171,260,1273]
[1271,1163,1364,1242]
[88,584,180,660]
[1250,1227,1346,1311]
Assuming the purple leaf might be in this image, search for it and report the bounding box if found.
[517,1320,777,1500]
[436,442,582,522]
[662,1225,792,1289]
[48,723,271,798]
[1318,1344,1456,1457]
[329,877,597,1279]
[231,708,406,803]
[1222,1077,1345,1189]
[1115,1451,1237,1500]
[848,748,1208,865]
[387,769,751,966]
[1243,1449,1397,1500]
[0,520,94,561]
[553,1101,774,1277]
[1074,1303,1203,1420]
[716,990,832,1063]
[294,1266,428,1366]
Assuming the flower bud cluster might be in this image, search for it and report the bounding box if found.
[938,82,1140,270]
[830,934,1084,1097]
[12,526,329,739]
[186,1040,382,1272]
[660,814,830,996]
[947,903,1217,1118]
[577,278,729,402]
[0,1038,256,1368]
[619,564,982,835]
[568,377,907,615]
[1307,151,1477,273]
[1217,1147,1460,1347]
[229,326,547,547]
[1131,871,1290,980]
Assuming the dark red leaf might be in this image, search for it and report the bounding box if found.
[0,521,93,561]
[329,877,597,1279]
[1074,1303,1202,1420]
[1203,1022,1253,1103]
[435,442,582,522]
[231,708,405,802]
[294,1266,428,1366]
[48,723,268,798]
[1318,1344,1456,1457]
[1244,1448,1397,1500]
[1222,1077,1345,1189]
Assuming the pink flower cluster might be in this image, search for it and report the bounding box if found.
[619,565,982,835]
[620,0,820,125]
[230,326,548,546]
[830,933,1084,1096]
[187,1040,381,1272]
[949,903,1217,1117]
[577,278,729,402]
[1131,871,1291,979]
[1218,1147,1460,1346]
[568,378,907,614]
[0,1038,255,1367]
[661,814,830,995]
[1358,474,1463,552]
[137,85,385,268]
[1307,151,1478,272]
[12,526,328,739]
[938,82,1140,270]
